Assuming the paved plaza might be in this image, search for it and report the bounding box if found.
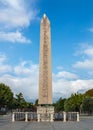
[0,114,93,130]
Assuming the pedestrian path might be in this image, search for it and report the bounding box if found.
[0,115,93,130]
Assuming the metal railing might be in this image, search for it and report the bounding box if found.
[12,112,37,122]
[12,112,79,122]
[54,112,79,122]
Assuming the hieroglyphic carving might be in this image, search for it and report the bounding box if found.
[42,25,48,99]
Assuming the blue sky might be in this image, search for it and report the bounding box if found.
[0,0,93,102]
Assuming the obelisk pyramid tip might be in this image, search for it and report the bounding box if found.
[41,13,50,24]
[43,13,47,18]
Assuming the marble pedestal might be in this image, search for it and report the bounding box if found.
[37,106,54,122]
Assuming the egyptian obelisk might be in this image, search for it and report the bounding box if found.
[39,14,52,105]
[37,14,54,122]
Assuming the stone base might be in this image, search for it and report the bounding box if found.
[37,106,54,122]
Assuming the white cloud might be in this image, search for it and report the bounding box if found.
[0,54,6,62]
[73,59,93,69]
[0,0,38,43]
[53,72,93,99]
[0,73,38,100]
[0,0,38,28]
[57,66,64,70]
[0,54,12,73]
[0,61,39,100]
[84,48,93,57]
[0,31,31,43]
[14,61,38,76]
[88,28,93,32]
[0,65,11,73]
[70,79,93,93]
[56,71,79,79]
[73,44,93,70]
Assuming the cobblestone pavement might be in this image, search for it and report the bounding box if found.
[0,115,93,130]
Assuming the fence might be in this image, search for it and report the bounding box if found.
[54,112,79,121]
[12,112,37,122]
[12,112,79,122]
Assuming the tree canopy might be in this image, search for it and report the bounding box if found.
[64,93,85,112]
[0,83,34,112]
[82,97,93,114]
[54,98,66,112]
[85,89,93,97]
[0,83,13,108]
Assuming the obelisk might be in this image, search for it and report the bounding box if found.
[37,14,54,122]
[39,14,52,104]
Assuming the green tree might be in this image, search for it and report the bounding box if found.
[12,93,35,111]
[85,89,93,97]
[35,99,38,106]
[64,98,72,112]
[15,93,27,111]
[64,93,85,112]
[82,97,93,114]
[0,83,13,109]
[26,102,34,109]
[55,98,66,112]
[12,97,18,109]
